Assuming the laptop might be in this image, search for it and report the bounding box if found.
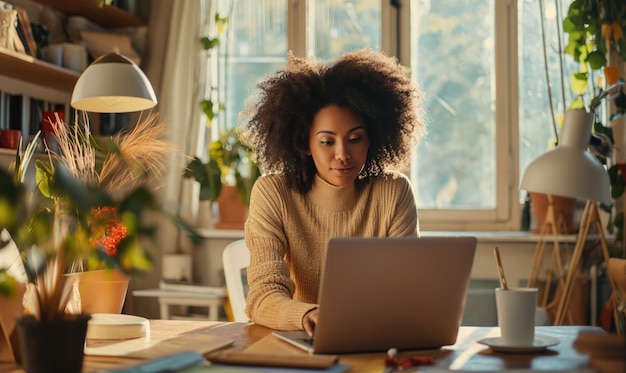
[273,236,477,354]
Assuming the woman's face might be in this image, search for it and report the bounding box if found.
[308,105,369,187]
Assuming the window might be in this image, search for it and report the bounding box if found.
[210,0,560,231]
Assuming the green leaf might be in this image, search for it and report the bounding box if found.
[215,13,229,35]
[203,160,221,202]
[568,97,586,109]
[184,157,209,184]
[562,16,575,33]
[571,72,588,95]
[200,36,220,51]
[35,160,54,198]
[201,99,216,124]
[184,157,221,202]
[587,50,607,70]
[0,269,18,298]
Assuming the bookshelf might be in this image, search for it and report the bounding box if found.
[0,1,146,139]
[0,1,144,98]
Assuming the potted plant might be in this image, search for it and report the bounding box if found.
[184,127,261,229]
[184,13,261,229]
[0,115,198,371]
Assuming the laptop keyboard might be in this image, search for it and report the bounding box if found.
[297,337,314,347]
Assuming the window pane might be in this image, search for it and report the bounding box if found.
[308,0,381,59]
[218,0,381,130]
[217,0,287,131]
[518,0,575,200]
[412,0,496,209]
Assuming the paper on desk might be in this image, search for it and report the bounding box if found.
[85,333,234,359]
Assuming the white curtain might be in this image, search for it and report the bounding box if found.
[126,0,213,317]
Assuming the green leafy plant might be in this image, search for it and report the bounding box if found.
[200,13,229,125]
[0,116,199,320]
[185,128,260,206]
[185,12,261,206]
[562,0,626,246]
[563,0,626,109]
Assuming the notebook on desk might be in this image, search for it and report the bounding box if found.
[273,236,477,354]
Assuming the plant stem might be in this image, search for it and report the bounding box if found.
[555,0,566,115]
[540,0,559,145]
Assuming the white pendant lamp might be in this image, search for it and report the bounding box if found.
[71,53,157,113]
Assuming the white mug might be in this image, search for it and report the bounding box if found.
[495,287,538,346]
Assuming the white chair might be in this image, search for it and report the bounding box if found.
[222,239,250,322]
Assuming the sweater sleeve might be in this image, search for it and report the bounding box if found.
[385,172,420,237]
[244,176,318,330]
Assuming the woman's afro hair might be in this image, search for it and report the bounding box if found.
[240,48,426,194]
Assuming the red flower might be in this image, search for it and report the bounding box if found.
[88,206,128,257]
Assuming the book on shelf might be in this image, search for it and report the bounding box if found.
[14,6,36,58]
[159,280,226,296]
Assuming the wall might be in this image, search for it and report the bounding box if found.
[195,230,575,288]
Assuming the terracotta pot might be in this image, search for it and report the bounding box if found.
[0,283,25,363]
[215,185,249,230]
[67,269,130,314]
[16,314,90,373]
[529,192,578,234]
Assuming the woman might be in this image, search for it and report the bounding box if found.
[239,48,426,335]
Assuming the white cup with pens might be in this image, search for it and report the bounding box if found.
[493,247,538,346]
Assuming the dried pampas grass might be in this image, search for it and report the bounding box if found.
[48,112,172,202]
[97,113,171,200]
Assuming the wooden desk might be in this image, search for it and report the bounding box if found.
[0,321,606,372]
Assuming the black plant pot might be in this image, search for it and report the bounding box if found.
[16,314,91,373]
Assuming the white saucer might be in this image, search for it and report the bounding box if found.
[477,335,560,353]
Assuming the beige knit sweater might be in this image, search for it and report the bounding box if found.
[244,171,419,330]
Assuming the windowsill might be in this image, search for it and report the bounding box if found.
[196,228,245,240]
[196,228,590,243]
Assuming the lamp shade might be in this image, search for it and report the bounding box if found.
[71,53,157,113]
[520,109,611,205]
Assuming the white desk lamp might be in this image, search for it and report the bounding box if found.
[520,108,616,325]
[520,109,610,204]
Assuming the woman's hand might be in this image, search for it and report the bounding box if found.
[302,308,319,337]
